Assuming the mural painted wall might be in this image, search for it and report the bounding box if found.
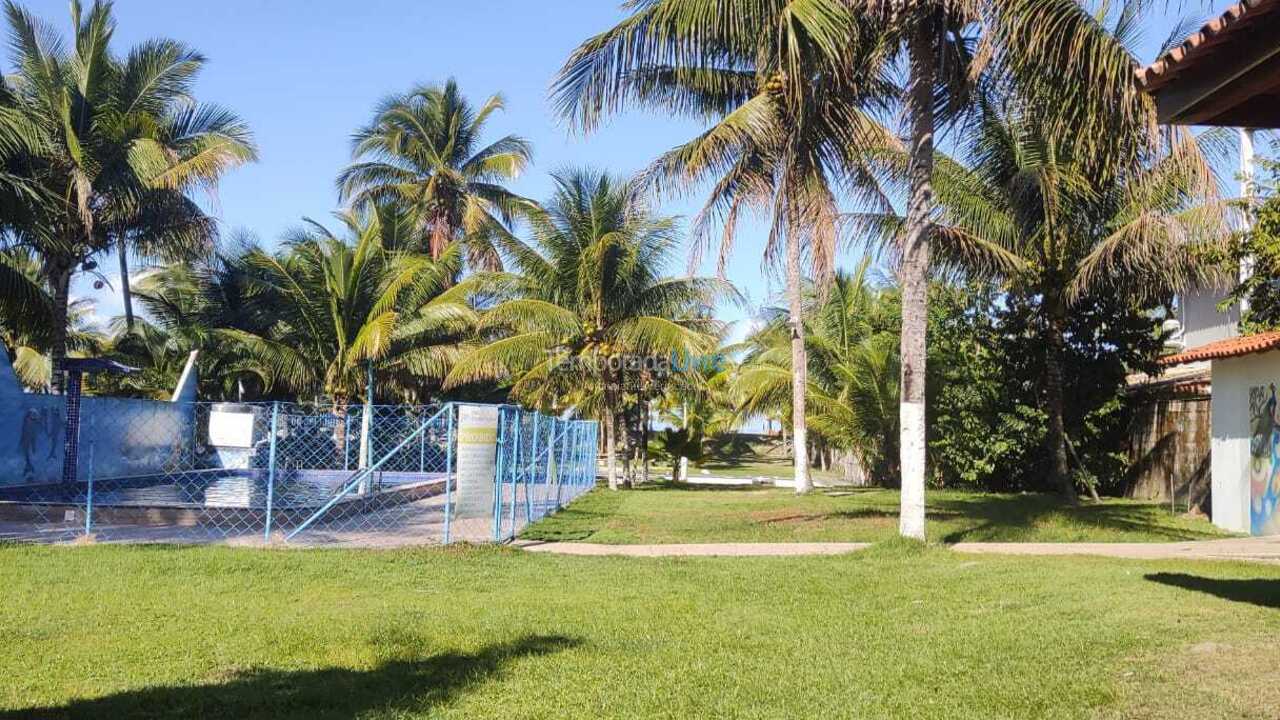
[6,394,67,485]
[81,397,196,480]
[1248,384,1280,535]
[1,395,193,487]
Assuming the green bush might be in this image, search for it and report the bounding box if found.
[927,283,1164,495]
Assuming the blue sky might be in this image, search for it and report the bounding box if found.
[16,0,1238,338]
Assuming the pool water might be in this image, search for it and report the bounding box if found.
[0,469,445,510]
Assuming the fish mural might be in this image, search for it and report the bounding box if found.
[1248,384,1280,536]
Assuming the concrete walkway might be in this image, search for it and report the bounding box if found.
[514,536,1280,563]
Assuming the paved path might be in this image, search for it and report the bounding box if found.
[514,536,1280,563]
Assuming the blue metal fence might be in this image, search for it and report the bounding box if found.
[491,406,599,542]
[0,397,598,547]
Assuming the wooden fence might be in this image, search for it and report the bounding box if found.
[1125,394,1211,512]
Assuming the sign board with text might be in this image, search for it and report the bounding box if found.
[454,405,499,518]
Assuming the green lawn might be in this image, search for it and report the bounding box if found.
[2,542,1277,719]
[648,459,844,481]
[521,484,1232,544]
[648,434,846,482]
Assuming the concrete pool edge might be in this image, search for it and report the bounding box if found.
[0,476,449,528]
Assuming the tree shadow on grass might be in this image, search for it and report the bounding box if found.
[637,480,770,492]
[1,634,579,720]
[702,434,767,461]
[519,490,626,541]
[750,508,965,522]
[1145,573,1280,610]
[935,494,1226,544]
[694,458,758,471]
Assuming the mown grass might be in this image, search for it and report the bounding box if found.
[521,484,1232,544]
[650,459,845,481]
[649,434,846,482]
[1,542,1277,719]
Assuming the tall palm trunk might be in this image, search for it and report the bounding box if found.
[606,407,619,490]
[621,400,634,488]
[785,227,812,495]
[47,261,74,395]
[898,20,936,541]
[332,397,351,468]
[604,376,619,490]
[1044,301,1077,503]
[117,235,135,330]
[641,396,651,485]
[677,400,688,483]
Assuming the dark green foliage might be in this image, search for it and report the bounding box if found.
[1228,160,1280,333]
[734,262,902,485]
[928,282,1166,494]
[926,283,1040,490]
[653,426,703,482]
[338,78,535,270]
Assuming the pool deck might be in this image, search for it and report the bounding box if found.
[0,493,472,549]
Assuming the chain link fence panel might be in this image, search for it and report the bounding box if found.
[1,395,598,548]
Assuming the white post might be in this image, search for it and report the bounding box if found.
[357,362,373,494]
[678,400,689,482]
[1240,127,1257,314]
[169,351,199,403]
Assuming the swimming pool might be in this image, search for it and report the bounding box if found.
[0,468,447,517]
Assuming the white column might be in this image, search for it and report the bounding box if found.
[1240,128,1257,314]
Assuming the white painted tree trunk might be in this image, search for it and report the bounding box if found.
[678,400,688,483]
[641,397,651,485]
[605,406,618,491]
[898,22,936,541]
[785,226,812,495]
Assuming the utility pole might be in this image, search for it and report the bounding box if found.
[1240,127,1257,315]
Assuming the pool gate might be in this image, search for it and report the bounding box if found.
[0,398,598,547]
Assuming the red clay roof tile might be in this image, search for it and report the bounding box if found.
[1160,330,1280,365]
[1137,0,1280,92]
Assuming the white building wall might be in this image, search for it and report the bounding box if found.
[1209,351,1278,533]
[1179,286,1238,350]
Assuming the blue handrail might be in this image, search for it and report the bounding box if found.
[284,403,450,541]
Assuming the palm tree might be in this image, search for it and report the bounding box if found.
[445,169,731,490]
[0,68,44,240]
[735,260,902,485]
[860,106,1226,500]
[0,247,54,378]
[0,247,103,390]
[108,247,273,400]
[98,317,196,399]
[230,212,476,421]
[654,344,739,482]
[0,0,256,393]
[552,0,898,495]
[854,0,1154,536]
[555,0,1153,524]
[338,79,535,270]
